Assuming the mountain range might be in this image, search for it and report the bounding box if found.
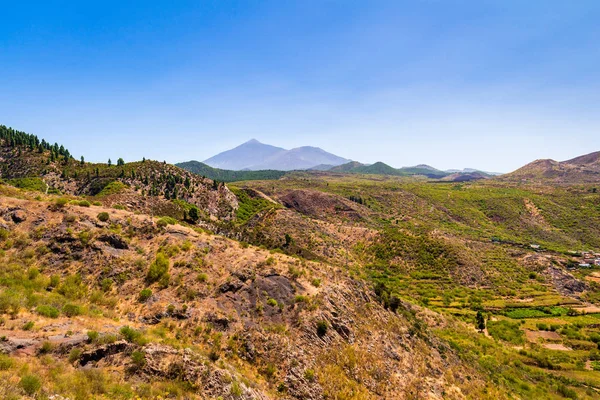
[203,139,350,171]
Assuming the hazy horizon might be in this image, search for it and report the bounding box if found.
[2,1,599,172]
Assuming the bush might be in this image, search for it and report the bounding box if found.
[316,320,328,337]
[64,214,77,223]
[138,289,152,302]
[69,348,82,363]
[0,290,21,316]
[97,212,110,222]
[131,350,146,369]
[304,368,315,382]
[22,321,34,331]
[39,341,53,354]
[267,298,278,307]
[87,330,100,343]
[77,200,91,207]
[62,304,82,317]
[100,278,113,292]
[146,254,169,283]
[54,197,69,208]
[120,326,145,345]
[36,305,60,318]
[0,354,14,370]
[20,374,42,395]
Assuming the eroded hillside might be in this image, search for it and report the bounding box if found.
[0,186,498,399]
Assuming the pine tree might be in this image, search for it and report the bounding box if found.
[476,311,486,332]
[80,156,85,165]
[108,158,112,166]
[117,158,125,166]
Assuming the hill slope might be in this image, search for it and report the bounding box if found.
[503,150,600,183]
[176,160,287,182]
[0,125,237,220]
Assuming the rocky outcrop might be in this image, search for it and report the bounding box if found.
[142,344,270,399]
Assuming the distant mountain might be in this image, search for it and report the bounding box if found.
[202,139,350,171]
[327,161,494,181]
[398,165,448,178]
[176,160,286,182]
[203,139,286,170]
[502,151,600,183]
[446,168,503,176]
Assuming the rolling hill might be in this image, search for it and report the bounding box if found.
[176,160,287,182]
[502,150,600,183]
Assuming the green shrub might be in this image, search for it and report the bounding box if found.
[316,320,328,337]
[311,278,321,288]
[146,253,169,283]
[62,304,82,317]
[304,368,315,382]
[0,354,14,370]
[97,212,110,222]
[54,197,69,208]
[22,321,34,331]
[69,348,82,363]
[487,320,524,345]
[138,289,152,302]
[64,214,77,223]
[20,374,42,395]
[131,350,146,369]
[100,278,113,292]
[77,200,91,207]
[39,341,53,354]
[87,330,100,343]
[267,298,278,307]
[98,181,127,196]
[36,305,60,318]
[0,290,21,317]
[120,326,145,345]
[57,274,86,299]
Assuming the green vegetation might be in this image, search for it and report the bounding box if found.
[146,253,169,283]
[176,160,287,182]
[20,374,42,395]
[7,177,47,192]
[97,211,110,222]
[229,186,280,224]
[138,288,152,302]
[36,305,60,318]
[487,320,524,344]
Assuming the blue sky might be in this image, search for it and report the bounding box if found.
[1,1,599,172]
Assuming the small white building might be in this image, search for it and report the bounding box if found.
[579,263,591,268]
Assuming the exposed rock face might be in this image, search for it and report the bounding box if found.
[279,189,363,221]
[80,340,131,366]
[97,233,129,249]
[546,266,588,297]
[142,344,270,399]
[10,209,27,223]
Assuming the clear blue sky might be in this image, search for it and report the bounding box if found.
[1,1,599,172]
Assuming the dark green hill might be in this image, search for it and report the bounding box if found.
[330,161,450,178]
[176,160,286,182]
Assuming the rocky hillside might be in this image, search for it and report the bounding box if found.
[502,150,600,183]
[0,186,490,399]
[0,125,238,220]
